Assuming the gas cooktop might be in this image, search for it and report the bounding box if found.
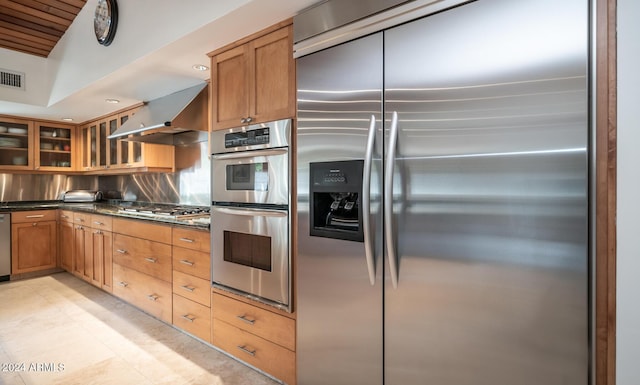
[116,203,210,219]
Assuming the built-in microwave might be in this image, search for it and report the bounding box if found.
[210,119,292,312]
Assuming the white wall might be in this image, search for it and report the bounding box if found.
[616,0,640,383]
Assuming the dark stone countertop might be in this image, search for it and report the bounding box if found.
[0,201,210,230]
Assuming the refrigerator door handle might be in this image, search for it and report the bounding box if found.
[362,115,377,286]
[385,111,400,289]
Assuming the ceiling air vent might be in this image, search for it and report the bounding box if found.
[0,69,25,91]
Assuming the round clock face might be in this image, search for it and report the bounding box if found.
[94,0,118,46]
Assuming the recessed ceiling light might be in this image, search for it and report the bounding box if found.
[192,64,209,71]
[62,118,73,122]
[105,98,120,104]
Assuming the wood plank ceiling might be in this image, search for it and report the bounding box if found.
[0,0,87,58]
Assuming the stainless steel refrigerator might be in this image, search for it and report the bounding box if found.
[295,0,590,384]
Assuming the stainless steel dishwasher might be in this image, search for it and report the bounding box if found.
[0,213,10,282]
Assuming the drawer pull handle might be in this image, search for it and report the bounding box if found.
[116,249,127,254]
[237,345,256,357]
[93,221,104,226]
[118,281,128,287]
[181,314,195,323]
[236,315,256,325]
[179,237,195,243]
[26,215,45,218]
[61,215,69,219]
[32,223,38,227]
[144,257,157,263]
[179,259,194,266]
[76,218,85,222]
[180,285,195,292]
[147,294,159,301]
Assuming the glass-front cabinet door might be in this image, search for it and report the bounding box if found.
[35,122,74,171]
[78,121,98,171]
[118,107,143,167]
[0,117,33,170]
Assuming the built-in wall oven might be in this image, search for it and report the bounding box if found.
[210,119,291,312]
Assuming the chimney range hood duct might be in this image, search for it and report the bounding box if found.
[107,82,208,146]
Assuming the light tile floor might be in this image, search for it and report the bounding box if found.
[0,273,280,385]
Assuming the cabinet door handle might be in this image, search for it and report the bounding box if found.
[144,257,157,263]
[26,214,44,218]
[236,314,256,325]
[181,314,195,323]
[116,249,127,254]
[118,281,128,287]
[179,237,195,243]
[179,259,194,266]
[147,294,159,301]
[32,222,38,227]
[180,285,195,292]
[237,345,256,357]
[245,117,252,123]
[95,230,102,235]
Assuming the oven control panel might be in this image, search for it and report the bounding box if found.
[224,128,270,148]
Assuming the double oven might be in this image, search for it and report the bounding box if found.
[210,119,291,312]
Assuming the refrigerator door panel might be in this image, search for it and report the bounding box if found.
[383,0,589,384]
[297,33,384,385]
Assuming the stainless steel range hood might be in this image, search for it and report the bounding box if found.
[107,82,209,145]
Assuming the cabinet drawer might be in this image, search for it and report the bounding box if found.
[213,319,295,385]
[112,263,172,323]
[90,214,113,232]
[173,270,211,306]
[73,212,91,226]
[172,227,210,253]
[113,217,172,244]
[113,234,172,282]
[172,294,211,343]
[212,293,295,351]
[172,246,210,280]
[11,210,57,223]
[58,210,73,223]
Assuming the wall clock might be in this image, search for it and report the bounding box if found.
[94,0,118,46]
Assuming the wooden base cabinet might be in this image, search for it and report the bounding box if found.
[112,218,173,323]
[212,292,296,385]
[113,263,172,323]
[72,212,91,280]
[58,210,74,271]
[172,293,211,342]
[11,210,57,274]
[91,215,113,292]
[172,227,212,343]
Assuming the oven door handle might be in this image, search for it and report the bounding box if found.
[211,206,287,217]
[211,148,288,160]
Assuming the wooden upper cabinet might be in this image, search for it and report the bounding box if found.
[78,106,174,173]
[213,44,250,129]
[0,116,33,170]
[34,121,75,172]
[251,26,295,124]
[0,117,78,172]
[210,21,295,131]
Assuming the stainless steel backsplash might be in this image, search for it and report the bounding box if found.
[0,142,211,205]
[0,174,97,202]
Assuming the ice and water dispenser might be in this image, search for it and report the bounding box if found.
[309,160,364,242]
